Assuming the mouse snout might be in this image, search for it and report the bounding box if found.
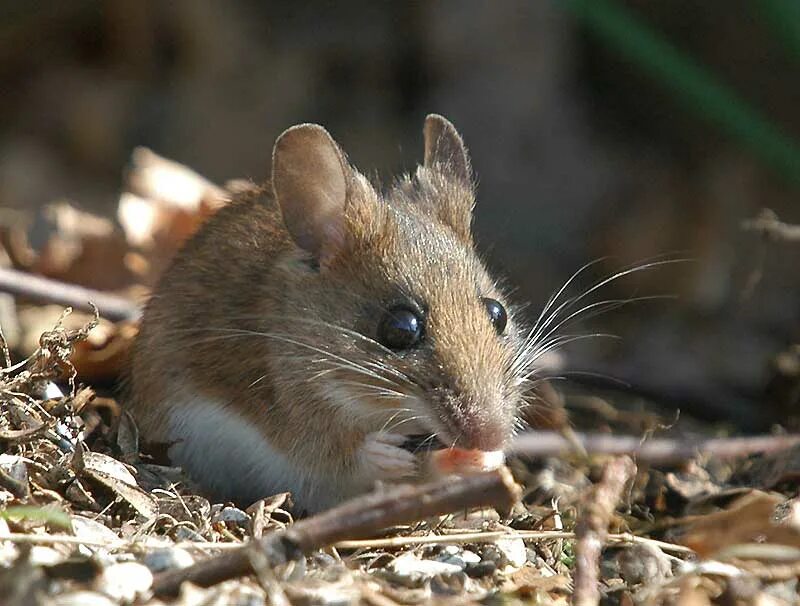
[436,389,514,453]
[451,412,508,452]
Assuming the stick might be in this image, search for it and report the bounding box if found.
[0,465,28,499]
[0,268,140,322]
[336,530,694,555]
[509,431,800,464]
[151,467,520,596]
[572,456,636,606]
[742,209,800,243]
[0,529,695,557]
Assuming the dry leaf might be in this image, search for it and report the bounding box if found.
[676,576,714,606]
[73,446,157,519]
[673,490,800,557]
[70,321,137,382]
[30,202,134,291]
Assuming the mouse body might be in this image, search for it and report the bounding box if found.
[128,115,533,511]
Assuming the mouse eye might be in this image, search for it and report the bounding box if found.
[378,306,424,350]
[482,298,507,334]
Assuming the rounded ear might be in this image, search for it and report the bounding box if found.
[423,114,472,186]
[272,124,348,261]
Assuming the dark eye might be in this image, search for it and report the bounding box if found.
[378,306,424,350]
[482,298,507,334]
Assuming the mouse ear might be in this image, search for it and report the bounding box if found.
[272,124,348,263]
[423,114,472,186]
[420,114,475,243]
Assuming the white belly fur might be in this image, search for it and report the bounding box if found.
[166,395,337,510]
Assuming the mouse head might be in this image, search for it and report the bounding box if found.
[270,115,529,455]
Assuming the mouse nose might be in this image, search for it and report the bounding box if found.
[456,419,508,452]
[443,398,511,453]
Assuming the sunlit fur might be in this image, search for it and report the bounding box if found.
[127,118,674,512]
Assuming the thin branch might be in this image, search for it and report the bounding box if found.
[742,208,800,242]
[336,530,694,555]
[0,323,11,368]
[0,465,28,499]
[572,456,636,606]
[0,529,694,556]
[509,431,800,464]
[0,421,50,443]
[151,467,520,596]
[0,268,139,322]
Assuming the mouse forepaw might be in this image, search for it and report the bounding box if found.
[357,431,417,481]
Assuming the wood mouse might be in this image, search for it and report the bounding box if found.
[128,115,534,512]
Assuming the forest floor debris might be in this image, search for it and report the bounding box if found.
[1,151,800,605]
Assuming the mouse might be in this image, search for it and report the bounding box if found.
[127,115,536,512]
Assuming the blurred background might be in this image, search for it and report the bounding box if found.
[1,1,799,430]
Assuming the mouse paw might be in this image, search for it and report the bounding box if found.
[357,432,417,481]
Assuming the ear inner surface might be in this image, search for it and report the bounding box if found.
[423,113,472,186]
[272,124,348,260]
[420,114,475,244]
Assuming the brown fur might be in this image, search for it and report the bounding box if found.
[128,115,530,507]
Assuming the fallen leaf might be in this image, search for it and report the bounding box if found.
[673,490,800,557]
[73,446,157,519]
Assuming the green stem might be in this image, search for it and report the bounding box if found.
[562,0,800,186]
[754,0,800,62]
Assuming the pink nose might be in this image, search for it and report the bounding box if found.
[461,426,509,453]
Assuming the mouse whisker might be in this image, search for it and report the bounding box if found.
[185,328,407,390]
[410,432,440,455]
[166,319,425,388]
[507,295,666,378]
[383,414,423,434]
[523,294,673,367]
[529,258,685,349]
[247,374,268,389]
[377,409,412,434]
[508,257,687,382]
[317,360,416,391]
[526,257,610,345]
[229,313,403,359]
[331,379,413,401]
[517,333,621,382]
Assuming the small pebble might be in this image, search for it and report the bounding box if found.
[142,547,194,572]
[285,584,357,606]
[310,552,338,569]
[436,546,481,569]
[172,525,206,542]
[388,552,464,586]
[0,518,18,564]
[465,560,497,578]
[493,537,528,571]
[616,543,672,586]
[97,562,153,601]
[213,505,250,526]
[71,515,120,544]
[52,591,117,606]
[29,546,63,566]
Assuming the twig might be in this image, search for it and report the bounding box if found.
[572,456,636,606]
[0,421,50,443]
[151,467,520,596]
[336,530,694,555]
[0,267,140,322]
[0,323,11,369]
[509,431,800,464]
[0,465,28,499]
[742,209,800,242]
[0,529,694,555]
